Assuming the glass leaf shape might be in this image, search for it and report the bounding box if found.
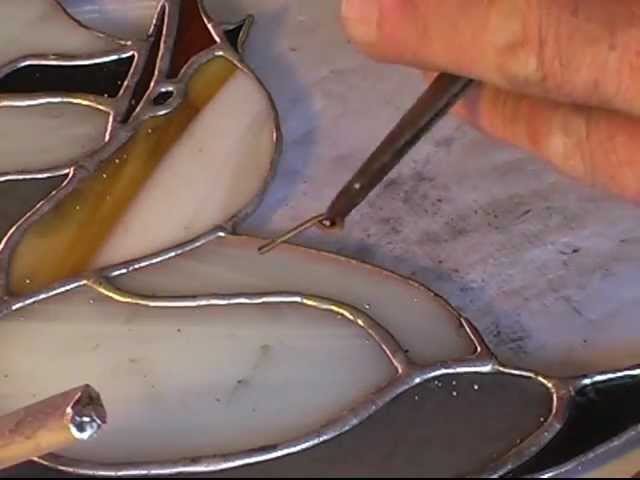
[0,286,395,464]
[113,235,476,366]
[59,0,161,41]
[0,0,122,69]
[0,103,110,173]
[211,374,552,478]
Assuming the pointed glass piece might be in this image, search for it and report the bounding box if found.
[0,104,110,173]
[0,0,121,68]
[112,236,477,365]
[58,0,159,41]
[214,374,552,478]
[0,56,134,97]
[0,284,395,463]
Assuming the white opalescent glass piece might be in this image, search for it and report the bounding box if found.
[0,286,394,463]
[0,104,109,173]
[90,69,276,269]
[114,236,476,365]
[0,0,119,68]
[58,0,159,40]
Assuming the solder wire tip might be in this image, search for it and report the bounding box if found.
[257,213,328,255]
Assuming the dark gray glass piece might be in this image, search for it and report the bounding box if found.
[210,374,552,478]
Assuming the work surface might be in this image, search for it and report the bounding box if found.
[221,0,640,378]
[4,0,640,377]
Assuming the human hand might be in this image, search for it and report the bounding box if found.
[341,0,640,202]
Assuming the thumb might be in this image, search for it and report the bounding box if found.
[340,0,464,70]
[341,0,640,118]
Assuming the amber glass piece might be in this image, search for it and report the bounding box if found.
[9,57,237,296]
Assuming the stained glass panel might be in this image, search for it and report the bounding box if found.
[0,0,639,478]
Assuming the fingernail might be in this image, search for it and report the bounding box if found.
[341,0,379,45]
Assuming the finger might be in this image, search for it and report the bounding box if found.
[452,82,640,202]
[422,71,437,85]
[341,0,640,117]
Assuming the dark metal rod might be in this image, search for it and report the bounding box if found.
[323,73,474,228]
